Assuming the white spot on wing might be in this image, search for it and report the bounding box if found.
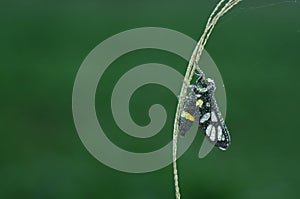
[221,134,225,141]
[211,111,217,122]
[210,126,216,141]
[217,126,222,141]
[206,124,212,136]
[200,113,210,123]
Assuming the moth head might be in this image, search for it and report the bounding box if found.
[206,78,216,92]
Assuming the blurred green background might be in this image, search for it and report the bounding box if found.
[1,0,300,198]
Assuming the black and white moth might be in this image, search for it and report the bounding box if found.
[178,69,230,150]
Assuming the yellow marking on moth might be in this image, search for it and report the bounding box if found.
[196,99,203,107]
[183,112,195,122]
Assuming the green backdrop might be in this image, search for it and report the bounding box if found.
[1,0,300,198]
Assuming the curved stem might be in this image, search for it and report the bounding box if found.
[172,1,241,199]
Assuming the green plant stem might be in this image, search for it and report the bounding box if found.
[172,1,241,198]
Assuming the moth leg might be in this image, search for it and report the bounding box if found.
[194,64,204,75]
[195,71,204,82]
[182,78,196,88]
[188,84,198,92]
[177,95,191,100]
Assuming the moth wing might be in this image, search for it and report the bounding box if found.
[178,91,199,136]
[205,103,230,150]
